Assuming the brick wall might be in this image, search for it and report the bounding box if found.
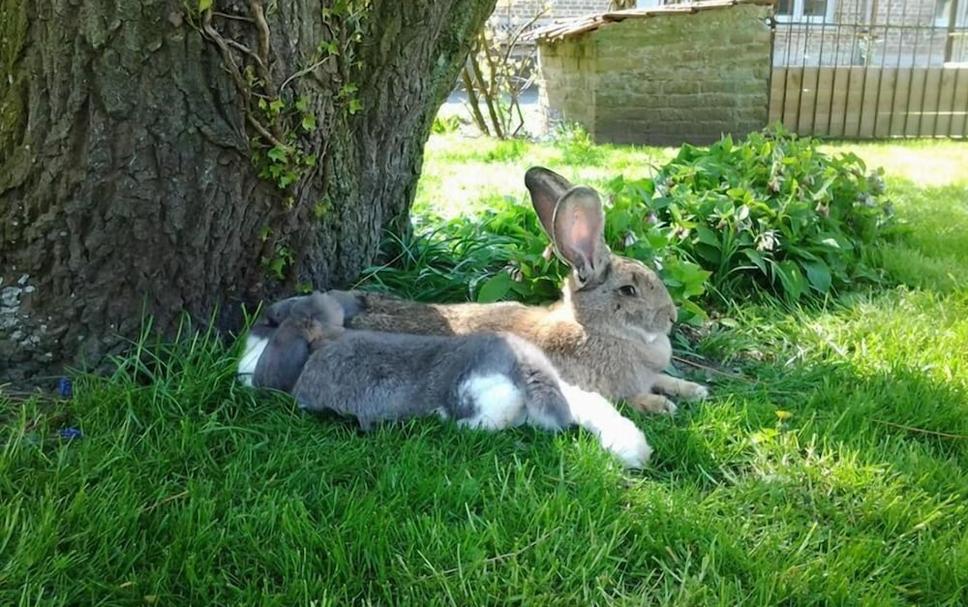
[537,4,773,145]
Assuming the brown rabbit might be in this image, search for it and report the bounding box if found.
[328,167,709,415]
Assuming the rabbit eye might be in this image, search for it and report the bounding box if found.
[619,285,638,297]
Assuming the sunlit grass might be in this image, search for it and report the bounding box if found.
[2,135,968,604]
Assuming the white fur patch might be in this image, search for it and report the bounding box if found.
[237,334,269,387]
[560,382,652,469]
[628,326,660,344]
[456,373,525,430]
[688,383,710,401]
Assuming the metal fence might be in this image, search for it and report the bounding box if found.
[769,0,968,138]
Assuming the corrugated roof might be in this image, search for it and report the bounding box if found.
[528,0,775,42]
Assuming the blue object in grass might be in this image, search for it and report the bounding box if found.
[57,377,73,399]
[59,427,83,441]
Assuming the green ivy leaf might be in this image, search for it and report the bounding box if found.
[267,146,288,163]
[198,0,213,12]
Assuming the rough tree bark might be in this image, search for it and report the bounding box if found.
[0,0,496,384]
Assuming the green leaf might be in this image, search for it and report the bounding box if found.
[803,260,832,293]
[742,249,767,274]
[694,244,721,265]
[609,209,631,233]
[773,260,808,300]
[678,299,708,324]
[198,0,213,12]
[301,114,317,132]
[348,98,363,115]
[476,272,512,303]
[695,225,719,247]
[267,146,288,163]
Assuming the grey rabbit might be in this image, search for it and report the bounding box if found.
[237,291,361,391]
[240,291,653,468]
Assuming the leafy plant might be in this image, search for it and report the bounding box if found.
[432,114,462,134]
[483,139,528,163]
[554,123,606,166]
[360,128,893,324]
[358,194,710,323]
[603,128,895,302]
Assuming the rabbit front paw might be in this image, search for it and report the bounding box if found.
[630,394,678,416]
[681,381,709,401]
[653,375,710,402]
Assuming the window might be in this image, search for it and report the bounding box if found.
[935,0,968,27]
[776,0,835,23]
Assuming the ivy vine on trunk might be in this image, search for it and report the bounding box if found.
[0,0,497,384]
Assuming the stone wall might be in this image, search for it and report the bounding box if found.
[538,36,598,133]
[536,3,773,145]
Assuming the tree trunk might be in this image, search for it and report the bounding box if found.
[0,0,496,384]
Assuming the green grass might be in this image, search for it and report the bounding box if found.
[3,136,968,605]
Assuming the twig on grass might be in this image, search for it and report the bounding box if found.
[672,354,750,381]
[872,419,968,440]
[414,531,551,582]
[143,490,191,513]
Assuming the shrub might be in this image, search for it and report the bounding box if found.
[431,114,462,134]
[357,195,710,323]
[553,123,607,166]
[359,128,894,323]
[603,128,895,303]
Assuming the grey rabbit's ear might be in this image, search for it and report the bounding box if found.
[323,290,365,323]
[309,291,346,327]
[553,186,611,289]
[264,295,308,326]
[253,323,311,392]
[525,167,573,240]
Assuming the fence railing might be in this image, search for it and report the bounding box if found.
[770,0,968,138]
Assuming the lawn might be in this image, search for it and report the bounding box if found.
[2,134,967,605]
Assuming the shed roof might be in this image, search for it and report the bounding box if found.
[528,0,774,42]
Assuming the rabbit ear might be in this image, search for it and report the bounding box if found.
[525,167,573,240]
[553,186,611,288]
[264,295,306,326]
[253,324,311,392]
[307,292,345,328]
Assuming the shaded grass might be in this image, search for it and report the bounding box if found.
[2,138,968,605]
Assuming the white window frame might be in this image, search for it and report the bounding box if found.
[774,0,836,24]
[934,0,968,27]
